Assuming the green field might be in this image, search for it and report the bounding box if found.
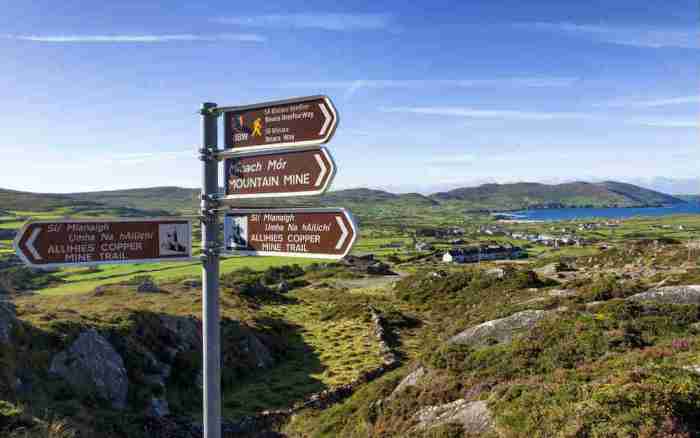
[39,256,321,295]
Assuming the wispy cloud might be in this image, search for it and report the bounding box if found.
[277,78,579,100]
[111,150,192,164]
[213,13,393,31]
[596,95,700,108]
[33,150,193,170]
[626,119,699,129]
[428,154,478,167]
[6,33,265,43]
[381,106,699,128]
[381,106,589,121]
[520,22,700,49]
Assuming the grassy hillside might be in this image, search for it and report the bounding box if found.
[285,243,700,437]
[432,181,687,211]
[599,180,686,206]
[679,195,700,203]
[0,188,171,216]
[67,187,199,215]
[0,192,699,436]
[0,181,689,224]
[0,188,101,212]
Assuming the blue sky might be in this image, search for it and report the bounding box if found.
[1,0,698,194]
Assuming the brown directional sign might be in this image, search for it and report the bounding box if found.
[14,218,192,269]
[224,147,336,199]
[222,95,338,151]
[224,208,357,259]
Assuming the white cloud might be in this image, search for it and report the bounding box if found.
[596,95,700,108]
[626,119,699,128]
[521,22,700,49]
[7,33,265,43]
[213,13,393,31]
[381,106,699,128]
[276,78,578,99]
[111,150,192,164]
[428,154,478,167]
[380,106,590,121]
[32,150,193,170]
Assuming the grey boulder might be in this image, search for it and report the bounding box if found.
[391,366,427,397]
[159,315,200,352]
[449,310,547,348]
[137,279,160,293]
[50,329,129,409]
[414,399,493,434]
[146,397,170,418]
[239,331,274,369]
[627,285,700,305]
[0,301,17,344]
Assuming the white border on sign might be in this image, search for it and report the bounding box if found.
[223,207,358,260]
[13,217,194,270]
[220,147,337,200]
[218,95,339,153]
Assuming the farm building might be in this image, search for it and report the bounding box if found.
[443,244,523,264]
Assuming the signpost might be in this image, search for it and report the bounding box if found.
[224,208,357,259]
[224,147,336,199]
[221,95,338,151]
[12,95,351,438]
[14,218,192,269]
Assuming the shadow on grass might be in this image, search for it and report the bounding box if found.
[2,311,147,437]
[52,263,200,287]
[236,289,300,308]
[220,316,326,420]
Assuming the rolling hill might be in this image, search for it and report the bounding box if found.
[0,188,171,217]
[67,186,200,215]
[431,181,686,211]
[0,181,688,217]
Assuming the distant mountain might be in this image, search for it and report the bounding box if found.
[679,195,700,203]
[316,188,399,204]
[431,181,686,211]
[67,186,199,214]
[0,188,101,212]
[0,180,688,218]
[317,189,437,207]
[0,188,171,216]
[597,181,685,207]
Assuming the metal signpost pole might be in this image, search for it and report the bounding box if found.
[200,102,221,438]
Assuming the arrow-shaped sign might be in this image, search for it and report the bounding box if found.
[223,147,336,200]
[224,208,358,260]
[221,95,338,151]
[26,227,42,260]
[14,218,193,269]
[314,152,327,187]
[318,103,332,137]
[335,216,348,250]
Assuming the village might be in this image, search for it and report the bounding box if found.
[376,217,697,265]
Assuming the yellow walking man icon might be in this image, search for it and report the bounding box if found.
[252,118,263,137]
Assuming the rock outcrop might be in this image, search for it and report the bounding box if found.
[485,268,506,279]
[137,278,161,293]
[548,288,577,298]
[159,315,201,353]
[180,279,202,289]
[238,331,274,369]
[342,255,396,276]
[626,285,700,305]
[413,399,493,434]
[146,397,170,418]
[449,310,547,348]
[390,366,427,397]
[50,329,128,409]
[0,301,17,344]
